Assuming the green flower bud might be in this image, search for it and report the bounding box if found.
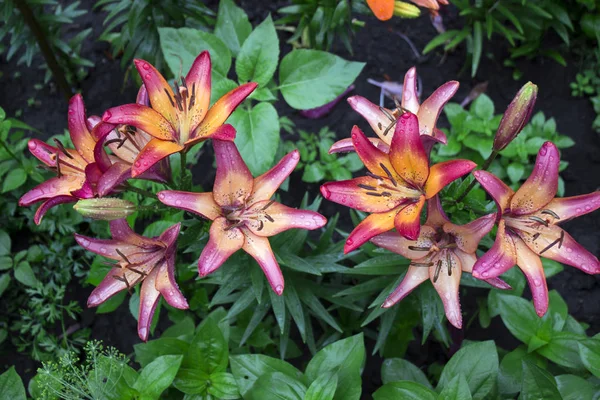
[74,198,136,220]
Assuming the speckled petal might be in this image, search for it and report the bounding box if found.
[33,195,76,225]
[473,170,514,215]
[370,226,436,259]
[347,95,395,144]
[320,177,409,213]
[394,196,425,240]
[198,217,244,277]
[352,125,402,181]
[212,139,254,208]
[68,94,97,163]
[74,234,160,263]
[382,265,429,307]
[424,195,449,229]
[472,220,517,279]
[514,236,548,317]
[185,51,212,133]
[544,191,600,222]
[102,104,177,141]
[389,113,429,188]
[417,81,459,136]
[344,209,397,253]
[242,229,284,295]
[455,248,511,289]
[108,219,159,247]
[19,176,83,207]
[131,138,184,178]
[245,200,327,237]
[156,256,189,310]
[97,161,131,197]
[248,150,300,203]
[401,67,420,113]
[424,160,476,199]
[431,251,463,328]
[328,137,390,155]
[133,59,178,127]
[138,267,161,341]
[158,190,220,220]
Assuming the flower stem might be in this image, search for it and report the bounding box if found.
[456,150,499,203]
[180,150,189,189]
[126,184,156,199]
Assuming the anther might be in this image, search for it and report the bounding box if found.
[377,122,383,130]
[528,216,549,227]
[382,119,398,136]
[188,83,196,111]
[532,233,540,241]
[381,191,392,197]
[379,163,397,187]
[366,192,382,197]
[115,249,131,264]
[53,139,74,159]
[558,230,564,248]
[55,154,62,178]
[113,275,132,292]
[164,88,175,107]
[408,246,431,251]
[379,106,395,122]
[261,200,275,211]
[433,260,442,283]
[358,183,377,191]
[539,237,562,255]
[180,75,188,90]
[366,172,384,180]
[257,220,264,231]
[541,209,560,220]
[410,262,434,267]
[447,253,452,276]
[128,267,147,277]
[264,213,275,223]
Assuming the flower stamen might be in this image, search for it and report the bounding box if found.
[541,209,560,220]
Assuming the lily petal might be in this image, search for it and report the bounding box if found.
[19,176,83,206]
[134,59,178,127]
[366,0,395,20]
[473,170,514,214]
[329,137,390,155]
[34,195,75,225]
[347,95,394,144]
[192,82,257,140]
[198,217,244,277]
[544,191,600,222]
[382,265,429,307]
[185,51,211,133]
[514,237,548,317]
[27,139,59,166]
[102,104,177,141]
[425,194,449,228]
[401,67,420,113]
[370,226,436,259]
[444,213,495,253]
[131,138,184,178]
[421,129,448,155]
[424,159,477,199]
[455,248,511,289]
[245,200,327,237]
[74,234,161,263]
[109,219,163,247]
[213,139,254,208]
[344,209,396,253]
[249,150,299,203]
[472,220,517,279]
[242,229,284,295]
[138,267,161,341]
[158,223,181,250]
[97,161,131,197]
[417,81,459,136]
[87,266,144,307]
[511,142,559,215]
[158,190,220,220]
[389,113,429,187]
[432,251,463,329]
[137,84,149,106]
[352,125,401,180]
[320,177,410,213]
[156,257,189,309]
[394,196,426,240]
[68,94,96,163]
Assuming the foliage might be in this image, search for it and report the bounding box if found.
[0,0,92,85]
[571,49,600,133]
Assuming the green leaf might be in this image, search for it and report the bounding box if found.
[423,30,460,54]
[231,103,280,175]
[134,355,183,399]
[437,341,498,400]
[2,168,27,193]
[439,374,472,400]
[0,256,11,271]
[158,27,231,80]
[471,94,494,120]
[506,163,524,183]
[245,372,306,400]
[14,261,38,287]
[230,354,304,397]
[207,372,240,399]
[381,358,431,388]
[498,346,539,395]
[304,371,337,400]
[536,332,586,370]
[142,220,177,238]
[373,381,437,400]
[578,339,600,377]
[555,374,597,400]
[0,273,10,297]
[495,293,538,343]
[520,361,561,400]
[214,0,252,56]
[96,291,126,314]
[472,22,482,77]
[236,15,279,86]
[134,338,190,368]
[305,333,365,400]
[0,229,11,255]
[279,49,364,109]
[0,367,26,400]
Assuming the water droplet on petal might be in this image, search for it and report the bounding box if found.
[275,285,284,295]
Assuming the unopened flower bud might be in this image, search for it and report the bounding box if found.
[394,1,421,18]
[493,82,538,151]
[74,198,136,220]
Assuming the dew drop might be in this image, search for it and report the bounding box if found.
[142,63,150,70]
[100,247,107,253]
[175,200,182,206]
[275,285,284,295]
[29,141,37,150]
[533,278,542,287]
[104,110,112,120]
[482,271,489,278]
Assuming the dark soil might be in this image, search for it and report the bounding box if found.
[1,0,599,398]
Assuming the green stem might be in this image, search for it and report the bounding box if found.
[456,149,499,203]
[180,150,188,188]
[126,184,156,199]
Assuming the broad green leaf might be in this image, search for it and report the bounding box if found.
[0,273,10,297]
[472,21,482,77]
[373,381,437,400]
[0,367,26,400]
[498,346,540,395]
[437,341,498,400]
[134,338,190,368]
[236,15,279,86]
[2,168,27,193]
[471,94,494,120]
[134,355,183,399]
[14,261,38,287]
[304,371,337,400]
[245,372,306,400]
[439,374,472,400]
[279,50,364,109]
[207,372,240,399]
[495,293,538,343]
[88,355,139,399]
[214,0,252,56]
[230,103,280,175]
[0,256,11,271]
[536,332,586,370]
[520,361,561,400]
[578,339,600,377]
[0,229,11,255]
[96,291,126,314]
[381,358,431,388]
[506,162,524,183]
[555,374,597,400]
[230,354,304,396]
[142,220,177,238]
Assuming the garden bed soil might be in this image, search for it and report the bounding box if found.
[1,0,600,397]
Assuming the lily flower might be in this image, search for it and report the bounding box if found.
[19,94,112,224]
[75,219,188,341]
[330,67,458,154]
[101,51,257,177]
[473,142,600,316]
[367,0,448,21]
[371,196,509,328]
[321,113,475,252]
[157,140,327,295]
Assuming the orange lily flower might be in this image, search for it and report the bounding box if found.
[157,140,327,295]
[101,51,257,177]
[321,113,475,252]
[19,94,112,224]
[330,67,458,154]
[372,196,509,328]
[473,142,600,316]
[366,0,448,20]
[75,219,187,341]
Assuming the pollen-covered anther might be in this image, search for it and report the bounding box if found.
[539,230,565,255]
[408,245,431,251]
[115,248,131,264]
[379,163,398,186]
[113,274,132,292]
[541,209,560,220]
[53,139,74,159]
[528,216,549,227]
[446,252,453,276]
[261,200,275,211]
[358,183,377,191]
[410,262,434,267]
[433,259,442,283]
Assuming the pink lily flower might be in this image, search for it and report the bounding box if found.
[157,140,327,295]
[321,113,475,252]
[101,51,257,178]
[372,196,509,329]
[473,142,600,316]
[329,67,458,154]
[75,219,188,341]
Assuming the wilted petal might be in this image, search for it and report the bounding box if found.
[329,137,389,155]
[371,226,436,259]
[131,138,184,178]
[352,125,401,180]
[394,196,425,240]
[213,140,253,208]
[97,161,131,197]
[158,190,220,220]
[424,160,476,199]
[68,94,96,163]
[249,150,299,203]
[444,213,495,253]
[511,142,559,215]
[102,104,177,141]
[544,191,600,222]
[431,251,462,329]
[473,221,517,279]
[198,217,244,277]
[242,229,284,295]
[473,170,514,214]
[138,267,161,341]
[382,265,429,307]
[245,201,327,237]
[424,195,449,229]
[185,52,211,133]
[320,177,409,213]
[345,209,396,253]
[367,0,395,20]
[34,195,75,225]
[417,81,459,136]
[156,256,189,309]
[389,113,429,187]
[401,67,420,113]
[514,237,548,317]
[347,95,394,143]
[192,82,257,140]
[133,59,178,128]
